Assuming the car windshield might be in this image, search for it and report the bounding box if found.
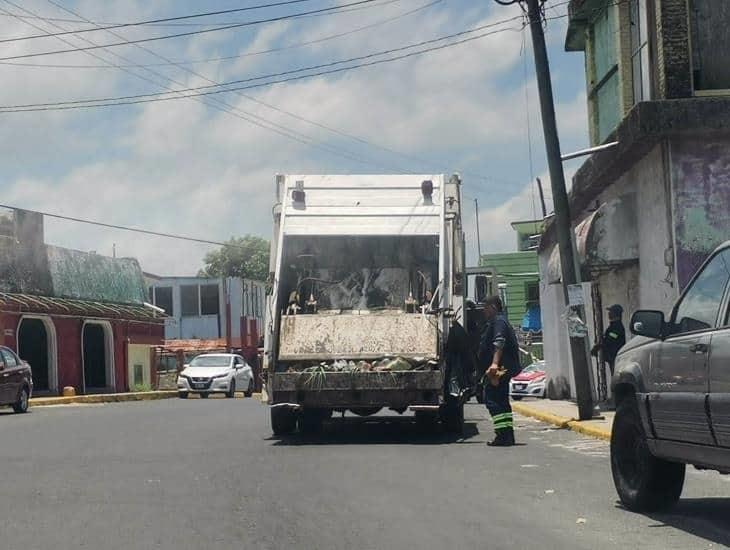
[189,356,231,368]
[522,363,544,374]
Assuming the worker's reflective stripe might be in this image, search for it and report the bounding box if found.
[492,412,514,430]
[608,331,619,339]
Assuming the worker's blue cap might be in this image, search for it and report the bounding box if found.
[607,304,623,316]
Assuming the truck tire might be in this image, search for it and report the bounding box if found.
[441,400,464,434]
[299,408,326,434]
[415,410,439,431]
[611,397,685,512]
[271,407,297,436]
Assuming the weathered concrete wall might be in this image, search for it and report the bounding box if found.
[671,136,730,289]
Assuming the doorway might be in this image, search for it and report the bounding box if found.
[17,316,57,394]
[82,321,114,392]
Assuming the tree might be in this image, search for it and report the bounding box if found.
[199,235,270,281]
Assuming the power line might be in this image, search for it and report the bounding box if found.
[0,18,527,112]
[42,0,414,174]
[0,0,419,69]
[0,0,381,61]
[1,1,396,170]
[0,0,401,27]
[0,202,254,249]
[0,0,320,43]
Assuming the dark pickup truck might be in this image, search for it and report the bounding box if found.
[610,241,730,512]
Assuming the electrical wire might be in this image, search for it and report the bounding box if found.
[0,0,423,69]
[1,1,398,170]
[0,0,402,27]
[0,202,257,250]
[0,18,527,112]
[0,0,322,43]
[0,0,381,61]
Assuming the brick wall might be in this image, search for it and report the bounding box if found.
[655,0,692,98]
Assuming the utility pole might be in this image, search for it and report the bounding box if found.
[520,0,594,419]
[474,198,482,261]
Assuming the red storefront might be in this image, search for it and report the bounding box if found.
[0,293,164,395]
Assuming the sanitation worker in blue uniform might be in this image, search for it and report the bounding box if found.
[479,296,522,447]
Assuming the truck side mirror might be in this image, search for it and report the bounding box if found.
[630,310,664,339]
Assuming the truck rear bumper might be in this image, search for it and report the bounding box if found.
[271,371,443,408]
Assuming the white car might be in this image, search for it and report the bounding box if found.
[509,362,547,400]
[177,354,254,399]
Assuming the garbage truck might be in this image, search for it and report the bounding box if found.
[261,174,476,435]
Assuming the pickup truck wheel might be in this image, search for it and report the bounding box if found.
[13,386,29,413]
[611,397,685,512]
[271,407,297,435]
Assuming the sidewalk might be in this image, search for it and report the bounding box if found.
[30,390,179,407]
[511,399,614,441]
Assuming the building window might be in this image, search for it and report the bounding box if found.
[630,0,652,102]
[525,281,540,304]
[181,285,199,316]
[589,6,620,143]
[200,284,220,315]
[690,0,730,91]
[154,286,173,316]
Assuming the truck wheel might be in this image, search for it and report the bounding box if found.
[611,397,685,512]
[271,407,297,436]
[441,401,464,434]
[299,408,326,434]
[415,410,438,431]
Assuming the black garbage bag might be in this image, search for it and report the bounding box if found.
[444,321,475,400]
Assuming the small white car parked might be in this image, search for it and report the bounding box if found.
[177,354,254,399]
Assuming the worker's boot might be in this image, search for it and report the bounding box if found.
[487,428,515,447]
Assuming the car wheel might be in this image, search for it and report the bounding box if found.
[226,380,236,398]
[244,379,254,398]
[178,391,189,399]
[271,407,297,435]
[611,397,685,512]
[12,386,29,413]
[200,393,209,399]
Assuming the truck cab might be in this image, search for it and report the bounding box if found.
[261,174,473,435]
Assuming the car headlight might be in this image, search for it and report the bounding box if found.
[210,373,229,380]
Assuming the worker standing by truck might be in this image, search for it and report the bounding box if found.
[479,296,521,447]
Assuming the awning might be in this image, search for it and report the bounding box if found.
[545,196,639,283]
[0,292,165,323]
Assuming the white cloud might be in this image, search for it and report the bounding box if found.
[0,0,590,276]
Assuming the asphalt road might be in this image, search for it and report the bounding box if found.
[1,398,729,550]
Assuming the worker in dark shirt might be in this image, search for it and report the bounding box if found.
[591,304,626,376]
[479,296,521,447]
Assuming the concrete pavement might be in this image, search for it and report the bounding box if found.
[1,398,728,550]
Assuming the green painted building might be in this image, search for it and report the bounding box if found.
[479,220,542,327]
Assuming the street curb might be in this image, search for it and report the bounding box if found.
[30,391,179,407]
[511,401,612,442]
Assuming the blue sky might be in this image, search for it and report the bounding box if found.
[0,0,589,274]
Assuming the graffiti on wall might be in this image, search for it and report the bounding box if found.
[672,138,730,289]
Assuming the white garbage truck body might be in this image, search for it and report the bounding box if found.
[262,174,472,434]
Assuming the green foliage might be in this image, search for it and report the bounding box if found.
[132,383,152,393]
[199,235,270,281]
